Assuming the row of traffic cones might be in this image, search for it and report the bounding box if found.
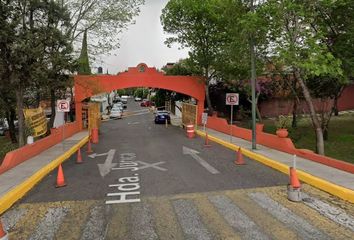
[56,139,93,188]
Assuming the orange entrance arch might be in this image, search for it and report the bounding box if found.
[74,63,205,129]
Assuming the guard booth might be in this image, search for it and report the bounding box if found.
[88,102,101,132]
[182,103,197,127]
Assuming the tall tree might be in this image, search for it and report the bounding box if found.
[61,0,144,54]
[161,0,230,114]
[260,0,345,155]
[78,29,91,74]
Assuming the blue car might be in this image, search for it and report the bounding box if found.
[154,111,171,124]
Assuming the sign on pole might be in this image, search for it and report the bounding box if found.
[202,112,208,132]
[202,113,208,125]
[57,100,70,112]
[226,93,239,142]
[226,93,239,105]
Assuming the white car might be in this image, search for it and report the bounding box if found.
[135,97,142,101]
[110,108,122,119]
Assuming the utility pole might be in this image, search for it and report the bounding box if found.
[250,0,257,150]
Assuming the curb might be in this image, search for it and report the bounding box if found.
[195,130,354,204]
[0,136,89,215]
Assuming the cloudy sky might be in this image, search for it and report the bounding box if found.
[99,0,189,74]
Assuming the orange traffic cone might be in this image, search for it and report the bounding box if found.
[87,139,93,153]
[56,164,67,188]
[204,132,211,147]
[76,148,83,164]
[289,167,301,188]
[0,219,7,239]
[235,147,246,165]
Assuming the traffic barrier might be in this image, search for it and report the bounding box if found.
[56,164,67,188]
[204,132,211,147]
[0,219,8,240]
[91,128,99,144]
[235,147,246,165]
[186,124,195,138]
[76,148,83,164]
[288,167,302,202]
[87,139,93,153]
[289,167,301,188]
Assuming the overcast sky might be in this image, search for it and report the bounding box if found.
[99,0,188,74]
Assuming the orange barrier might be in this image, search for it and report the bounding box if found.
[206,115,354,174]
[235,147,246,165]
[76,148,83,164]
[289,167,301,188]
[91,128,99,143]
[186,124,195,138]
[0,122,80,174]
[56,164,66,188]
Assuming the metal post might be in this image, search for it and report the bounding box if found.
[250,0,257,150]
[62,112,65,152]
[230,105,233,143]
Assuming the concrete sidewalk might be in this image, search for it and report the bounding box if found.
[196,127,354,202]
[0,131,89,214]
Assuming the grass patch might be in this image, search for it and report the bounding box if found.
[261,114,354,164]
[236,114,354,164]
[0,136,18,165]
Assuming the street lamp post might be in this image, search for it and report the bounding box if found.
[250,0,257,150]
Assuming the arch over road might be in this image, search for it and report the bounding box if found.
[74,63,205,129]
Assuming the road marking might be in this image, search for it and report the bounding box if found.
[173,199,214,240]
[133,161,167,171]
[29,207,68,240]
[302,193,354,231]
[209,195,269,240]
[2,208,27,231]
[96,149,117,177]
[106,153,141,204]
[81,205,106,240]
[88,152,109,159]
[248,192,330,240]
[182,146,220,174]
[128,121,140,125]
[131,203,159,240]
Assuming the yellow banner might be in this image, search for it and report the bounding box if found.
[23,107,48,137]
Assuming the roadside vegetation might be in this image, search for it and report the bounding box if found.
[161,0,354,156]
[238,113,354,164]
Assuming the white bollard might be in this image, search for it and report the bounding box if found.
[27,136,34,145]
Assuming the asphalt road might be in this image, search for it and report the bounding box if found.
[5,99,354,239]
[21,99,288,203]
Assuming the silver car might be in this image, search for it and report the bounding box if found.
[110,108,122,119]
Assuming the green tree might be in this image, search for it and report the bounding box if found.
[161,0,230,114]
[62,0,144,54]
[0,0,76,146]
[260,0,346,155]
[78,29,91,74]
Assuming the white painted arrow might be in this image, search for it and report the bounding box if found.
[95,149,117,177]
[183,146,220,174]
[88,152,109,159]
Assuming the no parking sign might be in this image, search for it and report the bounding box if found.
[57,100,70,112]
[226,93,239,105]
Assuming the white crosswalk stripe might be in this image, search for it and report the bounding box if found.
[131,202,159,240]
[173,199,214,240]
[3,186,354,239]
[248,192,330,240]
[29,207,68,240]
[209,195,270,240]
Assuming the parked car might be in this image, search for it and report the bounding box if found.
[110,108,122,119]
[154,111,170,124]
[134,97,142,101]
[141,100,154,107]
